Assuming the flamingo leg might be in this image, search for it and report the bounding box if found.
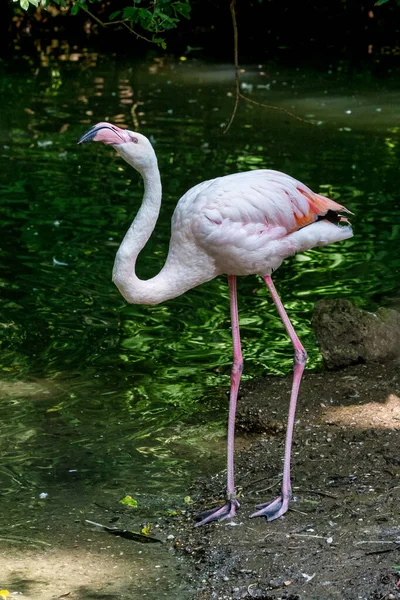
[194,275,241,526]
[250,275,307,521]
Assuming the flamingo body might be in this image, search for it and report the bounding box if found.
[172,169,352,278]
[79,123,353,526]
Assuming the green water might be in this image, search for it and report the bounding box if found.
[0,55,399,504]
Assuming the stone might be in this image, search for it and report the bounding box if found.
[312,299,400,369]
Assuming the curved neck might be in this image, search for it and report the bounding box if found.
[115,161,162,263]
[112,159,163,302]
[112,155,219,305]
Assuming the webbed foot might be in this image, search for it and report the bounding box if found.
[250,492,290,521]
[194,497,240,527]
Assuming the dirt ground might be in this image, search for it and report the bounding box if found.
[1,362,399,600]
[168,361,400,600]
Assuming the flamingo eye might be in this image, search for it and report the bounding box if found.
[132,137,138,144]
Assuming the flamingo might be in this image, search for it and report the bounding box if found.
[79,122,353,526]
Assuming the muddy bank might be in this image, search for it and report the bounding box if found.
[167,362,400,600]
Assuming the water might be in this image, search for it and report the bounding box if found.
[0,55,399,508]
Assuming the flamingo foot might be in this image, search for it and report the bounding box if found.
[194,498,240,527]
[250,491,291,521]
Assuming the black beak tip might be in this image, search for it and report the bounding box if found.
[77,126,98,145]
[77,124,122,146]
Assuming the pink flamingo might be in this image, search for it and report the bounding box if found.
[79,123,353,526]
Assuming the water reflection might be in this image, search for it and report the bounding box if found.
[0,56,399,501]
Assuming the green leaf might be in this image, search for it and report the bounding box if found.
[20,0,29,10]
[155,11,179,31]
[119,495,138,508]
[71,4,80,15]
[174,1,191,18]
[152,36,167,49]
[157,11,177,23]
[138,8,153,18]
[123,6,139,19]
[109,10,121,20]
[137,8,153,28]
[375,0,390,4]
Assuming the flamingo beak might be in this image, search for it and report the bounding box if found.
[78,122,127,145]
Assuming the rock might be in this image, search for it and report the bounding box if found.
[312,299,400,369]
[269,578,286,589]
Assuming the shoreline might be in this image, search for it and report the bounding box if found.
[167,361,400,600]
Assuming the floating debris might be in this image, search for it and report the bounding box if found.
[85,520,162,543]
[53,258,69,267]
[119,495,138,508]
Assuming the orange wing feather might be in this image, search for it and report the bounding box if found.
[293,188,352,230]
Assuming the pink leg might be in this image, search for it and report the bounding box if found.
[194,275,241,526]
[250,275,307,521]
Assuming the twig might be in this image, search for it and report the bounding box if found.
[248,481,282,496]
[363,546,400,556]
[300,489,338,499]
[102,19,133,26]
[78,5,153,44]
[0,467,24,488]
[354,540,397,545]
[223,0,310,134]
[121,22,153,43]
[0,535,51,546]
[224,0,240,133]
[85,520,162,543]
[240,95,307,123]
[131,101,144,130]
[242,474,276,488]
[288,507,309,516]
[291,533,326,539]
[78,5,104,27]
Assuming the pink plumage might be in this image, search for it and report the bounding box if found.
[174,169,352,277]
[79,123,353,527]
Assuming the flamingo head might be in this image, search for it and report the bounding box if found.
[78,122,156,171]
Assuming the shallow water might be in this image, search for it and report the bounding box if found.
[0,55,399,510]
